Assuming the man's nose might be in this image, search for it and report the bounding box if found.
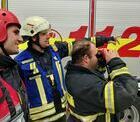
[46,32,56,40]
[18,35,24,44]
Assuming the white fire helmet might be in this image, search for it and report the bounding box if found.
[21,16,50,37]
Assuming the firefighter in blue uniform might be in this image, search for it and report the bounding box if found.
[15,16,116,122]
[65,40,138,122]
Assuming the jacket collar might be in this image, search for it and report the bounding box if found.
[66,61,106,80]
[27,45,50,57]
[66,61,94,74]
[0,54,17,71]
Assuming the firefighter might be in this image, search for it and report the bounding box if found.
[0,9,29,122]
[14,16,116,122]
[65,40,138,122]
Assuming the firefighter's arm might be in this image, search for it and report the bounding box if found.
[49,38,73,58]
[104,56,138,114]
[51,35,116,59]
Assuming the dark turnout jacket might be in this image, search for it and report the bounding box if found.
[0,55,29,122]
[65,57,138,122]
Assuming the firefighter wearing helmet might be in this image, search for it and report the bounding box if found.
[0,9,29,122]
[15,16,68,122]
[15,16,117,121]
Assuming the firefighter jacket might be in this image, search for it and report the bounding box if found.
[15,43,68,121]
[65,57,138,122]
[0,55,29,122]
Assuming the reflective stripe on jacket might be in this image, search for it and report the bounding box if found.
[15,46,67,120]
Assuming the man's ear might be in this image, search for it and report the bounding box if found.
[32,36,37,42]
[82,55,89,63]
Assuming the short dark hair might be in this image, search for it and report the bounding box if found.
[72,39,93,64]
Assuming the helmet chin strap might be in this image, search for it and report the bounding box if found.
[33,34,43,48]
[30,34,46,50]
[0,44,9,56]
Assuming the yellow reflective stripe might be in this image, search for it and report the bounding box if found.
[105,113,111,122]
[67,42,73,56]
[30,102,54,114]
[110,67,130,80]
[62,100,67,108]
[34,76,47,105]
[55,60,66,94]
[104,81,115,114]
[21,58,34,64]
[46,74,66,108]
[97,67,106,72]
[30,63,47,105]
[61,96,66,103]
[29,74,41,80]
[30,107,56,120]
[51,44,58,52]
[30,62,39,74]
[69,109,104,122]
[67,92,75,107]
[47,74,55,86]
[32,112,65,122]
[61,96,67,108]
[91,37,96,45]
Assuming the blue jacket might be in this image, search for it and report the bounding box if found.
[15,45,67,121]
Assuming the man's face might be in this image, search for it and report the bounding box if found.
[88,44,98,70]
[4,25,23,55]
[39,29,51,48]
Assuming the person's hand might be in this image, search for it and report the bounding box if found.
[102,49,119,63]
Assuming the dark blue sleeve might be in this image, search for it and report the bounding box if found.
[55,42,69,59]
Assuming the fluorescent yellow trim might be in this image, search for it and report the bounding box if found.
[29,74,41,80]
[105,113,111,122]
[69,109,104,122]
[110,82,115,114]
[30,102,54,114]
[55,59,66,94]
[110,67,130,80]
[30,107,56,120]
[51,44,58,52]
[46,74,55,86]
[61,96,67,108]
[30,62,39,74]
[35,77,47,105]
[104,81,115,114]
[67,92,75,107]
[30,63,47,105]
[68,42,73,56]
[21,58,34,64]
[31,112,65,121]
